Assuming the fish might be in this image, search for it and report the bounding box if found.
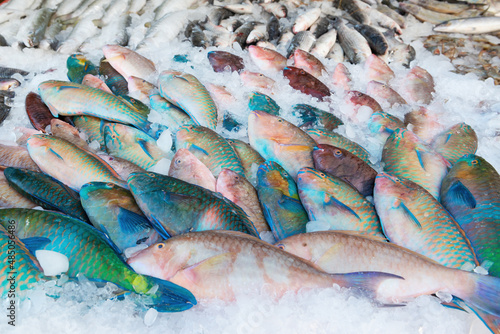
[384,30,416,67]
[246,23,268,44]
[310,29,337,58]
[374,172,477,269]
[226,138,265,180]
[310,17,331,39]
[248,45,287,73]
[260,3,288,18]
[25,92,55,132]
[440,154,500,277]
[19,7,54,47]
[102,45,156,82]
[127,76,156,104]
[72,115,106,148]
[354,24,389,56]
[247,91,281,116]
[434,16,500,34]
[0,144,41,172]
[403,106,446,144]
[292,104,343,132]
[207,51,244,73]
[0,78,20,91]
[149,94,194,133]
[292,49,326,79]
[331,17,372,64]
[408,0,474,14]
[168,148,216,192]
[39,17,63,51]
[216,168,270,235]
[277,231,500,322]
[0,170,37,209]
[3,167,88,222]
[431,123,478,165]
[80,182,160,253]
[158,70,218,130]
[38,81,151,134]
[231,21,258,48]
[66,54,98,84]
[366,81,407,107]
[256,161,308,240]
[400,66,435,105]
[175,125,244,177]
[364,55,395,84]
[240,71,276,92]
[50,119,90,151]
[82,74,113,94]
[96,154,146,181]
[283,66,331,101]
[382,128,450,199]
[127,230,401,302]
[331,63,352,91]
[99,57,129,96]
[399,2,463,25]
[0,223,45,298]
[293,8,322,33]
[367,110,406,142]
[286,31,316,58]
[248,110,316,181]
[185,21,209,48]
[128,172,259,238]
[297,167,384,237]
[344,91,382,121]
[0,208,196,312]
[103,123,165,170]
[307,129,371,164]
[26,134,127,191]
[313,144,377,197]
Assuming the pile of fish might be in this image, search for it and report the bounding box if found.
[0,39,499,333]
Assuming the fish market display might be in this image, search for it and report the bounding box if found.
[0,0,500,333]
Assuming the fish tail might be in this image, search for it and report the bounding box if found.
[144,275,197,312]
[331,271,403,300]
[461,273,500,318]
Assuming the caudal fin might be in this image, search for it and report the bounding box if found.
[465,274,500,317]
[331,271,403,301]
[145,275,197,312]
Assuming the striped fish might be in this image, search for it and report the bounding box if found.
[306,129,371,164]
[73,115,106,148]
[226,138,265,180]
[0,143,41,172]
[431,123,478,165]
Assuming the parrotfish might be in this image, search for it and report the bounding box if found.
[292,49,326,78]
[26,134,127,191]
[367,110,405,142]
[374,173,477,269]
[256,161,308,240]
[128,172,259,238]
[404,106,446,144]
[168,148,216,192]
[297,167,384,237]
[25,92,55,132]
[0,208,196,312]
[331,63,352,91]
[127,230,400,302]
[312,144,377,197]
[344,91,382,121]
[440,154,500,277]
[226,138,265,180]
[82,74,113,94]
[80,182,160,253]
[216,169,270,235]
[278,231,500,323]
[38,81,151,133]
[97,154,146,181]
[364,54,395,84]
[103,123,165,170]
[149,94,194,134]
[366,81,407,107]
[158,70,218,130]
[240,71,276,92]
[431,123,478,165]
[291,104,343,132]
[283,67,331,101]
[0,223,45,299]
[102,44,156,81]
[247,91,281,116]
[127,76,156,104]
[248,45,287,72]
[0,170,37,209]
[73,115,106,148]
[175,125,244,177]
[248,110,315,181]
[382,128,450,199]
[207,51,244,73]
[0,143,41,172]
[4,167,88,222]
[400,66,435,105]
[50,119,90,150]
[306,129,371,164]
[66,54,97,84]
[99,57,129,96]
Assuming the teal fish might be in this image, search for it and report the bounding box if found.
[297,167,385,238]
[158,70,218,130]
[4,167,89,222]
[0,170,37,209]
[99,57,129,96]
[67,54,97,84]
[226,138,265,180]
[382,128,450,199]
[73,115,106,148]
[248,110,315,181]
[306,129,371,164]
[0,223,45,299]
[440,154,500,277]
[80,182,160,253]
[374,172,478,269]
[0,208,196,312]
[103,123,165,170]
[256,161,308,240]
[292,104,343,132]
[38,81,151,133]
[26,134,127,191]
[431,123,478,165]
[248,91,281,116]
[118,95,150,118]
[149,94,194,133]
[128,172,259,238]
[175,125,244,177]
[367,110,405,142]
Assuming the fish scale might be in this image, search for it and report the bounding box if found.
[176,125,244,177]
[226,138,265,179]
[374,173,478,269]
[297,167,384,237]
[38,81,150,133]
[431,123,478,165]
[440,154,500,277]
[306,129,370,163]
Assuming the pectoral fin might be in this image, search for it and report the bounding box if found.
[445,180,476,209]
[323,193,360,220]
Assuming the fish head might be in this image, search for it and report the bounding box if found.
[103,123,125,152]
[248,110,297,143]
[257,161,295,196]
[374,173,415,208]
[127,241,184,280]
[80,181,116,202]
[216,168,245,193]
[312,144,351,172]
[102,44,128,64]
[453,154,488,176]
[169,148,198,173]
[275,234,313,262]
[67,54,89,68]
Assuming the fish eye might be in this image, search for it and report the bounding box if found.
[276,244,285,250]
[176,159,182,164]
[147,172,156,177]
[320,173,325,177]
[157,243,164,249]
[471,159,478,165]
[278,119,283,122]
[334,149,342,157]
[106,182,114,187]
[112,135,116,139]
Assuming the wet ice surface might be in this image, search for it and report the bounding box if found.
[0,10,498,334]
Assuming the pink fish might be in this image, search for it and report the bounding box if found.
[169,148,216,191]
